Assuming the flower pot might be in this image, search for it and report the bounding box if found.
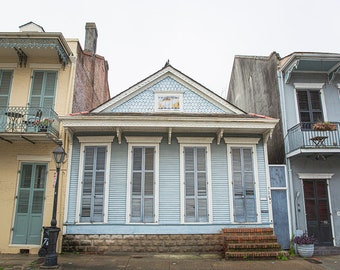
[297,244,314,258]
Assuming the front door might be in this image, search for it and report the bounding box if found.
[231,147,257,223]
[12,163,47,245]
[303,179,333,246]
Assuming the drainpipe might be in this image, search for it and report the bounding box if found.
[277,70,296,238]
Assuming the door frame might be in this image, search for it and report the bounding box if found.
[301,176,335,246]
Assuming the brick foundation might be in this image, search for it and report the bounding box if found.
[62,234,224,254]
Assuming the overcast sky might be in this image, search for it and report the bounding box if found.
[2,0,340,97]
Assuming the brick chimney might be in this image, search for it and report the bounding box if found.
[84,22,98,54]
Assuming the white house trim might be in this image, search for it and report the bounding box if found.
[16,155,51,161]
[177,137,214,144]
[78,136,115,143]
[30,63,62,69]
[293,83,325,89]
[125,136,163,144]
[224,137,260,144]
[0,63,17,68]
[297,173,334,180]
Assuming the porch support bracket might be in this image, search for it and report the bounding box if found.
[168,128,172,144]
[216,129,224,145]
[116,127,122,144]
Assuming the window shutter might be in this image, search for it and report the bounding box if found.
[80,146,106,222]
[297,90,323,126]
[131,147,155,223]
[0,70,13,106]
[29,71,57,112]
[184,147,208,222]
[232,148,256,222]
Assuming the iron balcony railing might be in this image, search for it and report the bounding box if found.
[0,106,60,137]
[287,122,340,152]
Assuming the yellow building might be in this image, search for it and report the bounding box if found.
[0,22,110,254]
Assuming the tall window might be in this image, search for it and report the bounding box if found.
[0,70,13,107]
[80,146,107,222]
[130,147,155,223]
[29,71,57,110]
[184,147,209,222]
[231,147,257,223]
[297,90,323,126]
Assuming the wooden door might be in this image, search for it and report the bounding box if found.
[303,180,333,246]
[12,163,47,244]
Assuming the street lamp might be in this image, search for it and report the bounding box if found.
[43,139,66,268]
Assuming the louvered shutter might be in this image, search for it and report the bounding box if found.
[232,148,245,222]
[232,148,257,223]
[131,147,155,223]
[0,70,12,106]
[297,90,323,127]
[80,146,106,222]
[184,147,208,222]
[29,71,57,112]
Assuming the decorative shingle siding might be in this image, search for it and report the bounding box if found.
[111,77,225,113]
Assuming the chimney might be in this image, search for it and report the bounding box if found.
[84,22,98,54]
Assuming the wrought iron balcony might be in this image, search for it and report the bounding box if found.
[287,122,340,154]
[0,106,60,138]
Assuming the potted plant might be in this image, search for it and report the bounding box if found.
[313,121,337,131]
[293,233,316,258]
[34,118,54,132]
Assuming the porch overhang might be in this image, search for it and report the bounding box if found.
[0,132,59,144]
[280,53,340,84]
[61,114,279,143]
[0,33,73,68]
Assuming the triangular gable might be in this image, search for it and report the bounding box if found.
[92,64,245,115]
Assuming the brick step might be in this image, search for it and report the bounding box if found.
[224,235,278,243]
[225,251,289,260]
[227,242,281,251]
[222,228,274,235]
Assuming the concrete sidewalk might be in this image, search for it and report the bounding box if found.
[0,253,339,270]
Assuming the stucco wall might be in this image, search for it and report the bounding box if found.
[227,53,285,164]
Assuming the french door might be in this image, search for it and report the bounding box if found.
[12,163,47,245]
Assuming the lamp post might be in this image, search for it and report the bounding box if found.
[43,140,66,268]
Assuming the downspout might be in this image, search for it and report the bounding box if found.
[62,128,74,234]
[277,70,296,237]
[263,130,273,227]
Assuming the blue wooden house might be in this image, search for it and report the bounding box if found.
[61,63,279,254]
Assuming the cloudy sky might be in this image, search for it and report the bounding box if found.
[2,0,340,97]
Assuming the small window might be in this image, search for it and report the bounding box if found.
[155,93,183,112]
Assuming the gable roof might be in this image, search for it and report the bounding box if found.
[92,63,246,115]
[61,64,278,140]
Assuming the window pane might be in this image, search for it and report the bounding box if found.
[133,148,142,170]
[32,190,44,213]
[185,172,195,196]
[145,147,154,170]
[35,165,46,188]
[144,172,154,196]
[132,173,142,195]
[184,148,194,171]
[21,165,32,188]
[197,148,206,171]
